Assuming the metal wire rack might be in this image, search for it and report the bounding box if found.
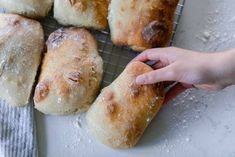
[41,0,185,88]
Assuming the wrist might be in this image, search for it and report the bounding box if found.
[212,50,235,87]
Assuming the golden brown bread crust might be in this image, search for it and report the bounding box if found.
[108,0,179,51]
[34,28,103,115]
[0,14,44,106]
[86,61,164,148]
[54,0,109,30]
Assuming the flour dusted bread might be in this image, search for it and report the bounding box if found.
[0,0,53,18]
[0,14,44,106]
[54,0,109,30]
[34,28,103,115]
[109,0,179,51]
[86,61,164,148]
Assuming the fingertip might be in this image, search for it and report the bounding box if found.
[132,49,160,62]
[136,75,145,84]
[132,53,148,62]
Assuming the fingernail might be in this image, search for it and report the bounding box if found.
[136,76,145,84]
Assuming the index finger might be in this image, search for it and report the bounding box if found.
[132,49,162,62]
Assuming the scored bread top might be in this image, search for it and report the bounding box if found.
[34,28,103,115]
[86,61,164,148]
[109,0,179,51]
[0,14,44,106]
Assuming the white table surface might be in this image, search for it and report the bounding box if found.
[36,0,235,156]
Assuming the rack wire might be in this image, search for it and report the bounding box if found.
[41,0,185,88]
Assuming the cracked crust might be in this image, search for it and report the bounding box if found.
[109,0,179,51]
[86,61,164,148]
[34,28,103,115]
[54,0,109,30]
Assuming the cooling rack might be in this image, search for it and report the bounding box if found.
[41,0,185,88]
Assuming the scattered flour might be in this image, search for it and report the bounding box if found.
[194,0,235,51]
[60,113,95,156]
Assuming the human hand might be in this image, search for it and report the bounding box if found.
[132,47,235,104]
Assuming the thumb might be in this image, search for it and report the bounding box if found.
[136,66,176,85]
